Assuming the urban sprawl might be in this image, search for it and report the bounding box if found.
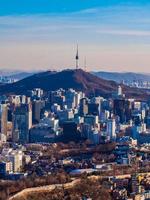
[1,86,150,199]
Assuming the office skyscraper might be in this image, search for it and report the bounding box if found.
[12,103,32,144]
[32,100,45,123]
[0,104,8,136]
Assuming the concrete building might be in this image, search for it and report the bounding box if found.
[106,118,116,139]
[32,100,45,123]
[0,104,8,136]
[12,104,32,144]
[6,150,23,173]
[29,124,55,143]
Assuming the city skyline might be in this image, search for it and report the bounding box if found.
[1,0,150,72]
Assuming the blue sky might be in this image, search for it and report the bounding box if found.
[0,0,147,15]
[0,0,150,72]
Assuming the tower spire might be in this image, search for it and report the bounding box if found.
[75,44,79,70]
[84,56,87,71]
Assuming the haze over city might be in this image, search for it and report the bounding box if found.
[2,1,150,200]
[1,0,150,72]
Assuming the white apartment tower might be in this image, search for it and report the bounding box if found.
[106,118,116,139]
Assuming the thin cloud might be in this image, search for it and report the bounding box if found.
[72,8,99,15]
[96,29,150,37]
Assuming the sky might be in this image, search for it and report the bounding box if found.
[0,0,150,72]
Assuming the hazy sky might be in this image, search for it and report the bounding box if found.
[1,0,150,72]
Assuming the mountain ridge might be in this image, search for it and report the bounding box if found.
[0,69,149,100]
[92,71,150,83]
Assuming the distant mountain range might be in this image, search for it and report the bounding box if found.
[1,69,150,83]
[0,69,149,100]
[92,72,150,83]
[0,69,22,76]
[0,70,40,81]
[9,72,36,80]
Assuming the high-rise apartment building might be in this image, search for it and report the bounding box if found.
[0,104,8,136]
[106,118,116,139]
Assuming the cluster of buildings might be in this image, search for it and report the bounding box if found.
[0,145,31,179]
[0,76,15,84]
[123,80,150,89]
[108,173,150,200]
[0,85,150,147]
[0,85,150,197]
